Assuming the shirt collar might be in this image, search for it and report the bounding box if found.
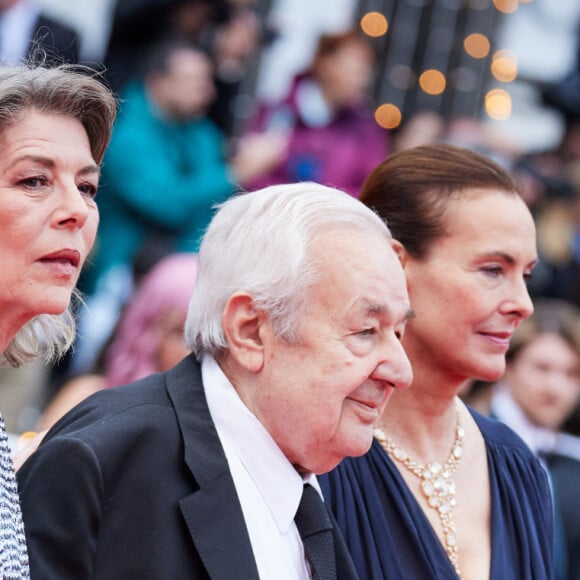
[201,354,320,534]
[491,384,558,454]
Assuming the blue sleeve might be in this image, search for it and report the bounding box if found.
[102,118,235,230]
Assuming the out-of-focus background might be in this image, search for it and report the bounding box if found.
[34,0,580,149]
[3,0,580,450]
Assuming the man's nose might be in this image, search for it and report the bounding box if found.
[373,337,413,390]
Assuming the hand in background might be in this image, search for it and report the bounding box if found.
[230,131,288,186]
[13,430,47,473]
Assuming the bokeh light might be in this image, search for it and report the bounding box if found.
[464,33,490,59]
[375,104,402,129]
[491,50,518,82]
[485,88,512,119]
[419,69,446,95]
[493,0,518,14]
[360,12,388,37]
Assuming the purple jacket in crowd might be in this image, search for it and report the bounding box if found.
[247,73,390,197]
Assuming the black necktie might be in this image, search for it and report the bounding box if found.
[295,484,337,580]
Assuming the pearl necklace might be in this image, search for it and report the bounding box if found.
[374,407,465,578]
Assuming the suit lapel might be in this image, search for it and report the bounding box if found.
[165,356,260,580]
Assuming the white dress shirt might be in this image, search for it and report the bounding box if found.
[202,354,320,580]
[491,384,580,461]
[491,385,558,456]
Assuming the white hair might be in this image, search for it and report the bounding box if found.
[184,182,392,357]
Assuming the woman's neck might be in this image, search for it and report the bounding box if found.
[377,376,464,463]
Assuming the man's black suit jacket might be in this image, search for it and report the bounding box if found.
[17,355,358,579]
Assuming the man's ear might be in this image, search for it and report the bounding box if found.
[221,292,266,372]
[391,239,409,267]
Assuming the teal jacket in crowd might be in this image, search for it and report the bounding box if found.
[84,80,235,295]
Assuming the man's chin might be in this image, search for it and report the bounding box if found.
[340,430,376,460]
[300,430,376,475]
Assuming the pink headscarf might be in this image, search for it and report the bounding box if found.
[104,252,198,388]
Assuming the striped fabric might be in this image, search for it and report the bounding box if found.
[0,415,29,579]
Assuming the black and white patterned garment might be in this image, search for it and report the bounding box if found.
[0,415,29,579]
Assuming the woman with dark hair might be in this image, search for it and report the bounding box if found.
[320,144,553,579]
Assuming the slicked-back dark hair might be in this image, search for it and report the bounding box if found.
[360,144,521,259]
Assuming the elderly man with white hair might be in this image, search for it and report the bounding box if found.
[18,182,414,580]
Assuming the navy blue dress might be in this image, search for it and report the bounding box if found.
[319,410,554,579]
